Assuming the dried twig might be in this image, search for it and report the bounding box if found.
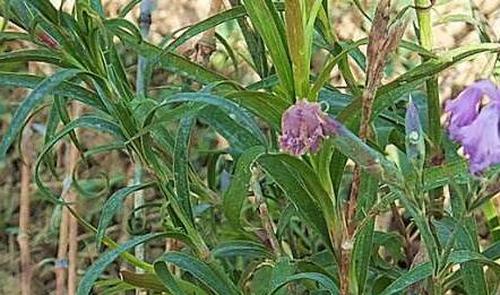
[340,1,408,293]
[181,0,224,66]
[18,121,33,295]
[55,128,80,295]
[67,103,81,295]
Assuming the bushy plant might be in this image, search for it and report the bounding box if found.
[0,0,499,294]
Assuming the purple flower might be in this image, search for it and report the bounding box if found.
[280,100,339,156]
[444,80,500,174]
[454,101,500,174]
[445,80,500,141]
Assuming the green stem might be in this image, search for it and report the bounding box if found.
[414,0,444,217]
[414,1,441,153]
[134,0,154,280]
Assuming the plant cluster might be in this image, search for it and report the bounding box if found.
[0,0,499,294]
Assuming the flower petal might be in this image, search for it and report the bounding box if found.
[279,100,339,155]
[456,101,500,174]
[445,80,500,141]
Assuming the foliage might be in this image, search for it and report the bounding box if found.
[0,0,499,294]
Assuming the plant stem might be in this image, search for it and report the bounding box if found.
[414,0,444,217]
[414,1,441,154]
[132,164,145,265]
[56,140,79,295]
[340,1,408,292]
[67,102,81,295]
[18,121,32,295]
[56,190,69,295]
[134,1,154,290]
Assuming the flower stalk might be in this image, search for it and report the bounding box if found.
[414,0,444,217]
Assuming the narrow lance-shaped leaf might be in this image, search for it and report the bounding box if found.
[173,115,196,222]
[159,251,241,295]
[351,173,378,294]
[34,116,124,202]
[243,0,294,99]
[96,182,155,249]
[223,146,265,228]
[77,232,169,295]
[257,153,333,250]
[153,261,184,295]
[269,272,340,295]
[0,69,84,160]
[0,72,103,110]
[331,124,404,188]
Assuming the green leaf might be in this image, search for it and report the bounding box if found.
[483,241,500,260]
[77,233,168,295]
[153,262,184,295]
[257,153,334,250]
[422,160,469,191]
[285,0,308,98]
[96,182,155,249]
[351,173,378,295]
[243,0,294,99]
[0,32,32,42]
[173,115,196,222]
[34,115,124,202]
[24,0,59,24]
[212,240,272,259]
[0,72,102,109]
[379,263,433,295]
[0,68,84,160]
[223,146,265,228]
[0,49,66,66]
[118,0,141,17]
[159,251,240,295]
[120,270,210,294]
[166,92,266,145]
[450,186,489,295]
[226,91,289,130]
[198,106,263,154]
[269,272,340,294]
[107,23,228,85]
[165,5,247,51]
[447,250,500,271]
[268,258,296,295]
[483,200,500,242]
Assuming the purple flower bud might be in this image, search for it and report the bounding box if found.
[280,100,339,156]
[444,80,500,175]
[405,98,425,171]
